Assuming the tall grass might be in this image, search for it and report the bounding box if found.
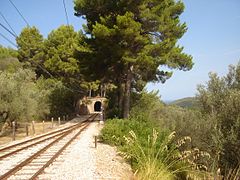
[122,130,176,179]
[224,165,240,180]
[100,118,212,179]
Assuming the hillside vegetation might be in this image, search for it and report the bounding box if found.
[0,0,239,179]
[101,62,240,179]
[170,97,200,109]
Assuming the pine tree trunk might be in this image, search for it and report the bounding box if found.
[123,66,133,119]
[103,84,106,97]
[89,89,92,97]
[100,85,102,97]
[117,82,124,118]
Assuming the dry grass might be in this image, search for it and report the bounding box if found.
[0,121,62,146]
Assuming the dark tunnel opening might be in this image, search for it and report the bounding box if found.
[94,101,102,112]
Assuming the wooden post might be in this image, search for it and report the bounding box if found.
[66,115,68,121]
[58,117,61,126]
[25,124,29,136]
[51,117,54,128]
[42,121,45,133]
[32,121,35,135]
[12,121,16,141]
[94,136,97,148]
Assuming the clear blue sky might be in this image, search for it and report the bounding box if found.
[0,0,240,101]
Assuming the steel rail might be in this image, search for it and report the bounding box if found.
[0,113,98,180]
[0,128,74,160]
[30,122,92,179]
[0,123,86,180]
[0,116,91,153]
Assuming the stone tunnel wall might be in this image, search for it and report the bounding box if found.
[77,96,108,115]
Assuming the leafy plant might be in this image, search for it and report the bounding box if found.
[101,117,212,179]
[122,129,182,179]
[197,62,240,173]
[74,0,193,118]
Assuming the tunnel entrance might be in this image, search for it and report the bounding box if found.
[94,101,102,112]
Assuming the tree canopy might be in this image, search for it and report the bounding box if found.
[74,0,193,118]
[0,45,18,59]
[16,26,45,77]
[0,69,50,128]
[197,62,240,173]
[0,46,20,72]
[44,25,80,79]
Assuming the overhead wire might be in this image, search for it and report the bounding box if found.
[0,13,17,47]
[18,40,84,93]
[0,15,17,47]
[1,0,86,94]
[8,0,30,27]
[0,41,82,108]
[0,4,80,114]
[0,32,17,48]
[0,11,17,37]
[0,35,74,95]
[61,0,87,93]
[62,0,70,26]
[0,25,84,93]
[0,22,17,38]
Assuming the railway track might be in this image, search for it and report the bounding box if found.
[0,113,98,180]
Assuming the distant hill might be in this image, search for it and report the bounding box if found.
[163,100,173,104]
[170,97,199,109]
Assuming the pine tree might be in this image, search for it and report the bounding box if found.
[16,26,45,77]
[74,0,193,118]
[44,25,80,78]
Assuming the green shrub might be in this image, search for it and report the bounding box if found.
[197,63,240,174]
[101,89,213,179]
[100,118,194,179]
[100,118,157,147]
[130,90,215,173]
[124,130,176,179]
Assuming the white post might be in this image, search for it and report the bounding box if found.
[42,121,45,133]
[12,121,16,141]
[51,117,54,128]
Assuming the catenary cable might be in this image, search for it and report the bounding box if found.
[8,0,30,27]
[0,11,17,37]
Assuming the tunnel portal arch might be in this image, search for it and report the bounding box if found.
[94,101,102,112]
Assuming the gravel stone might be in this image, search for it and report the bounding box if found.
[40,122,134,180]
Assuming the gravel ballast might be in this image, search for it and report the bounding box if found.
[39,122,133,179]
